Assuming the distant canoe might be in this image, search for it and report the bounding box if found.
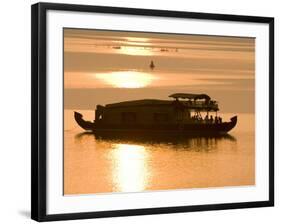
[150,60,155,69]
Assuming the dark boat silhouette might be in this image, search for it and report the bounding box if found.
[75,130,237,144]
[74,93,237,136]
[150,60,155,70]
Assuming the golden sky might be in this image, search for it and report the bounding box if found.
[64,28,255,113]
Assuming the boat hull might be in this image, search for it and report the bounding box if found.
[74,111,237,136]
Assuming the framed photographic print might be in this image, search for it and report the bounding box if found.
[31,2,274,222]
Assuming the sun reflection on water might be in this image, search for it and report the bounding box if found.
[95,71,157,88]
[119,46,153,56]
[111,143,150,192]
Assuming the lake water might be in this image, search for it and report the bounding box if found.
[64,110,255,195]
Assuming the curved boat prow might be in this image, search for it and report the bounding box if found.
[230,116,238,125]
[225,115,237,133]
[74,111,94,131]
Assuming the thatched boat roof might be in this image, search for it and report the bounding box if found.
[103,94,217,111]
[106,99,172,108]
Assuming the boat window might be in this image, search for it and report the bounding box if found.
[121,112,137,123]
[154,113,169,123]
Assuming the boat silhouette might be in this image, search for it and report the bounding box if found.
[150,60,155,70]
[74,93,237,136]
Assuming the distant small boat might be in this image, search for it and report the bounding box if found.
[150,60,155,70]
[112,46,121,49]
[74,93,237,136]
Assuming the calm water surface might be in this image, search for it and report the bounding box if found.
[64,110,255,195]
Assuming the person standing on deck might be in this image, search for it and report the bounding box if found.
[210,115,214,123]
[204,114,209,123]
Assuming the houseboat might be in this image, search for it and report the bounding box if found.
[74,93,237,136]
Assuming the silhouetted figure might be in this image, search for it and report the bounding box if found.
[210,115,214,124]
[204,114,209,123]
[150,60,155,70]
[215,116,218,124]
[219,117,222,123]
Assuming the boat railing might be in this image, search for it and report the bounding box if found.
[181,100,218,109]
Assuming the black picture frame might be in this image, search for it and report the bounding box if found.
[31,2,274,222]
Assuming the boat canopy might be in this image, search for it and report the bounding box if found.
[169,93,211,101]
